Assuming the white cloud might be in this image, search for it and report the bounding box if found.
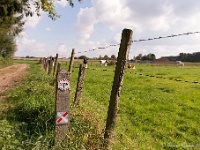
[17,0,200,58]
[24,15,42,28]
[18,31,27,38]
[75,7,96,43]
[55,44,73,58]
[92,0,135,30]
[57,44,67,52]
[23,2,43,28]
[46,27,51,31]
[15,36,50,57]
[55,0,68,7]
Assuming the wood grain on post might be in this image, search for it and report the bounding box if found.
[68,49,75,73]
[104,29,133,148]
[55,69,70,144]
[74,64,86,106]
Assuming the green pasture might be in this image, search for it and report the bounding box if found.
[71,62,200,150]
[0,60,200,149]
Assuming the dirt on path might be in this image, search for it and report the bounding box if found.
[0,64,29,96]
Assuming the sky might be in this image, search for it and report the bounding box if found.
[15,0,200,59]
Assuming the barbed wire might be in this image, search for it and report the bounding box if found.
[75,31,200,54]
[132,31,200,42]
[75,44,120,54]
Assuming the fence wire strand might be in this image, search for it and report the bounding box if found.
[75,31,200,54]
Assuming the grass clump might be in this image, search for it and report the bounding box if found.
[0,56,13,68]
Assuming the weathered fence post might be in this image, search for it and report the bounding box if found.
[55,68,70,144]
[68,48,75,73]
[74,64,86,106]
[103,29,133,148]
[48,60,53,75]
[53,53,59,76]
[44,58,47,71]
[46,59,50,73]
[57,63,61,76]
[42,58,45,68]
[39,58,42,64]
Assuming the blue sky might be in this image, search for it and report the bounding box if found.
[16,0,200,59]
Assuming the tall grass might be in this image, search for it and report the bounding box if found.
[0,60,104,150]
[0,56,13,68]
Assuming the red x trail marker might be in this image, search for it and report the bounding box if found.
[56,111,69,125]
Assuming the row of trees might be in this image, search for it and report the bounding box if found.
[165,52,200,62]
[75,53,157,61]
[75,55,117,60]
[0,0,80,58]
[134,53,156,61]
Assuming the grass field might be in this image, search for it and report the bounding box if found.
[0,60,200,149]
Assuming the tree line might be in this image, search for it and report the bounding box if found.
[134,53,156,61]
[74,55,117,60]
[164,52,200,62]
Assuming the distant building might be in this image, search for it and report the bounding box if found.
[153,58,170,64]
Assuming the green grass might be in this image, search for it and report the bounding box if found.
[0,56,13,68]
[1,60,200,149]
[72,62,200,149]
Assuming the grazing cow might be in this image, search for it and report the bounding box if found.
[100,60,108,66]
[83,59,88,68]
[176,61,184,67]
[128,64,136,69]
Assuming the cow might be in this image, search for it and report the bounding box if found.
[176,61,184,67]
[100,60,108,66]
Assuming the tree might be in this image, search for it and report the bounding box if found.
[20,0,82,20]
[136,53,142,60]
[103,55,110,60]
[111,54,116,60]
[98,55,103,60]
[0,0,24,57]
[78,55,88,59]
[0,0,81,58]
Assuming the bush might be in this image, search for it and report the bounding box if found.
[0,56,13,68]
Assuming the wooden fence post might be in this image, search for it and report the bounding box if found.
[55,68,70,144]
[42,58,45,69]
[53,53,59,76]
[74,64,86,106]
[46,59,50,73]
[48,60,53,75]
[68,48,75,73]
[103,29,133,148]
[44,58,47,71]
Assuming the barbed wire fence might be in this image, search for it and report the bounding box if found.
[74,31,200,55]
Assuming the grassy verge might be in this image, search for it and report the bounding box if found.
[0,60,104,150]
[0,57,13,68]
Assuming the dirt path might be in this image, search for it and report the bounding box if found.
[0,64,29,96]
